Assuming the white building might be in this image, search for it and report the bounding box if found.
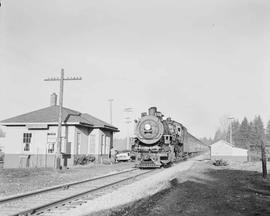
[0,94,119,168]
[210,140,248,162]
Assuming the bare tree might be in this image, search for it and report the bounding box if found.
[219,115,230,132]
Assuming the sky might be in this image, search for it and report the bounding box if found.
[0,0,270,139]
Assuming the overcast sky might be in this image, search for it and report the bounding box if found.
[0,0,270,139]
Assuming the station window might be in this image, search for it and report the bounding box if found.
[23,133,32,151]
[47,132,56,154]
[48,143,55,153]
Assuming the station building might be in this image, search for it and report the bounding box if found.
[0,94,119,168]
[210,140,248,162]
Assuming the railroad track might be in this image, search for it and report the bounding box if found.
[0,168,154,216]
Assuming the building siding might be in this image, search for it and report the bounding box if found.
[2,125,76,168]
[74,126,90,155]
[99,129,113,156]
[88,129,99,155]
[210,140,248,162]
[1,124,117,168]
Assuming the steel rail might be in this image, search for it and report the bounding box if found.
[0,167,137,203]
[11,169,153,216]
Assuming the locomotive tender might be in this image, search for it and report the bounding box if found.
[133,107,208,168]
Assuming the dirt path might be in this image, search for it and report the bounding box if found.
[102,161,270,216]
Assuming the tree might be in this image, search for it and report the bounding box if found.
[236,117,250,149]
[254,116,265,139]
[253,116,268,178]
[212,115,268,152]
[200,137,213,146]
[213,129,226,142]
[231,120,240,146]
[218,115,230,142]
[265,120,270,144]
[249,121,257,148]
[250,116,265,152]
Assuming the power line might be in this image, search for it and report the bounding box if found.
[124,107,133,150]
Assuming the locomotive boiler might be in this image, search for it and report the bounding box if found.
[133,107,208,168]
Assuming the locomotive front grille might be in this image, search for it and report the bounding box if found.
[137,160,161,168]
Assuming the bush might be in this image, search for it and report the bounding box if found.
[85,155,96,162]
[101,158,113,165]
[74,154,95,165]
[213,159,228,166]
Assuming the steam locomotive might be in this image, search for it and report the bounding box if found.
[133,107,208,168]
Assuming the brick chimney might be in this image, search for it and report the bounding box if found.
[50,93,57,106]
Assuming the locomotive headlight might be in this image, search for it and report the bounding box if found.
[144,123,151,130]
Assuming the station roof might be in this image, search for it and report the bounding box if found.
[210,140,248,151]
[0,105,119,132]
[210,140,234,147]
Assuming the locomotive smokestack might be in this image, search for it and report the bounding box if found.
[148,107,157,116]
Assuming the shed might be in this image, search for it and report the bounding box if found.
[210,140,248,162]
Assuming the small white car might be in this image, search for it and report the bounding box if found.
[115,151,131,162]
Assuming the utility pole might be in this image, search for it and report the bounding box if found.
[44,68,82,169]
[124,107,133,150]
[108,99,114,125]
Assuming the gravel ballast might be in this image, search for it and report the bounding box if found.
[65,158,199,216]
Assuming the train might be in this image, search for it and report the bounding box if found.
[132,107,209,168]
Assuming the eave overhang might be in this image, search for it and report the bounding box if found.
[1,122,94,128]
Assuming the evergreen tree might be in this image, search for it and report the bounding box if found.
[254,116,265,139]
[249,121,257,146]
[212,116,268,152]
[251,116,265,151]
[237,117,250,149]
[265,120,270,144]
[232,120,240,146]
